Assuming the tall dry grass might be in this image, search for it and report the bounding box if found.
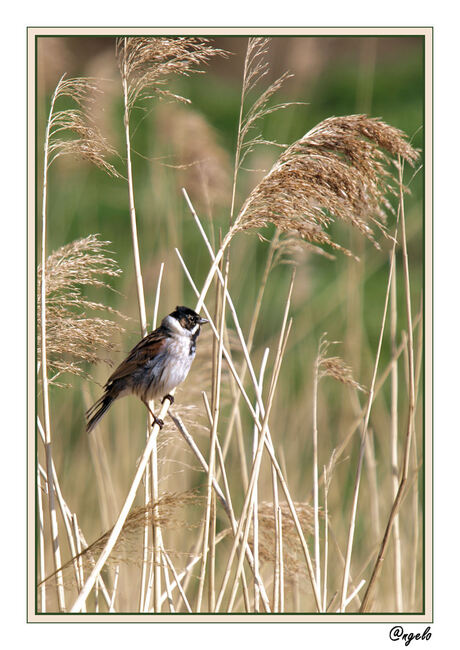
[36,35,424,615]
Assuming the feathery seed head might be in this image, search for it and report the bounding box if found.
[234,115,419,257]
[37,235,127,384]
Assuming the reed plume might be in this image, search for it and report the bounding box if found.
[195,113,418,312]
[316,336,366,392]
[40,491,203,589]
[37,235,126,384]
[116,37,225,111]
[46,75,120,176]
[234,114,419,257]
[250,501,315,576]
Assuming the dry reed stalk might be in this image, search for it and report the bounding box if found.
[158,529,232,612]
[322,462,331,612]
[252,348,269,611]
[40,77,68,612]
[310,309,421,506]
[223,347,250,490]
[409,304,424,609]
[270,426,281,611]
[224,314,294,613]
[109,566,120,612]
[275,505,284,612]
[220,231,283,476]
[72,514,85,592]
[196,265,227,612]
[194,113,418,322]
[146,265,167,612]
[390,255,403,611]
[37,423,78,608]
[160,552,175,612]
[181,189,249,486]
[139,458,151,611]
[161,548,191,612]
[57,491,200,591]
[313,337,365,611]
[170,408,268,611]
[115,36,222,328]
[337,580,367,612]
[339,215,400,611]
[312,338,322,607]
[115,40,222,609]
[214,274,295,611]
[229,37,296,224]
[37,469,46,612]
[39,73,120,611]
[37,454,113,610]
[180,196,289,512]
[118,43,154,605]
[177,246,322,609]
[364,428,381,541]
[70,395,173,612]
[174,400,254,612]
[360,160,418,612]
[209,489,217,611]
[139,262,165,611]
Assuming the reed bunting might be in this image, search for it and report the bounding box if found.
[86,306,208,433]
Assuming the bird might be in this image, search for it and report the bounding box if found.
[86,306,208,433]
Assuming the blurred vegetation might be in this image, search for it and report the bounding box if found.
[36,35,424,612]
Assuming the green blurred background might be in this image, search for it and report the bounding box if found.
[37,35,424,612]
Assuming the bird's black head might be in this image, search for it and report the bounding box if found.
[170,306,208,333]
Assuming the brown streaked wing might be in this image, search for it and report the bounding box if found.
[106,329,166,384]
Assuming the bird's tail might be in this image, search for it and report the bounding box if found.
[86,393,114,433]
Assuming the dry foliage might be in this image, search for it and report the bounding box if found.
[37,235,126,383]
[316,336,366,392]
[234,114,419,256]
[40,491,202,590]
[236,37,297,170]
[36,36,423,615]
[116,36,225,111]
[250,501,316,576]
[47,76,119,176]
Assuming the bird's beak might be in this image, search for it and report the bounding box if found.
[199,317,209,325]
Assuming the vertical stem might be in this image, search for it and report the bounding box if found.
[149,427,161,612]
[121,41,147,337]
[139,450,150,610]
[229,39,250,226]
[359,160,417,612]
[322,464,329,612]
[71,403,170,612]
[390,255,403,611]
[252,348,269,612]
[120,38,161,611]
[276,506,284,612]
[312,344,322,609]
[398,159,416,478]
[179,246,321,609]
[196,260,227,612]
[340,243,397,612]
[37,469,46,612]
[40,79,66,612]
